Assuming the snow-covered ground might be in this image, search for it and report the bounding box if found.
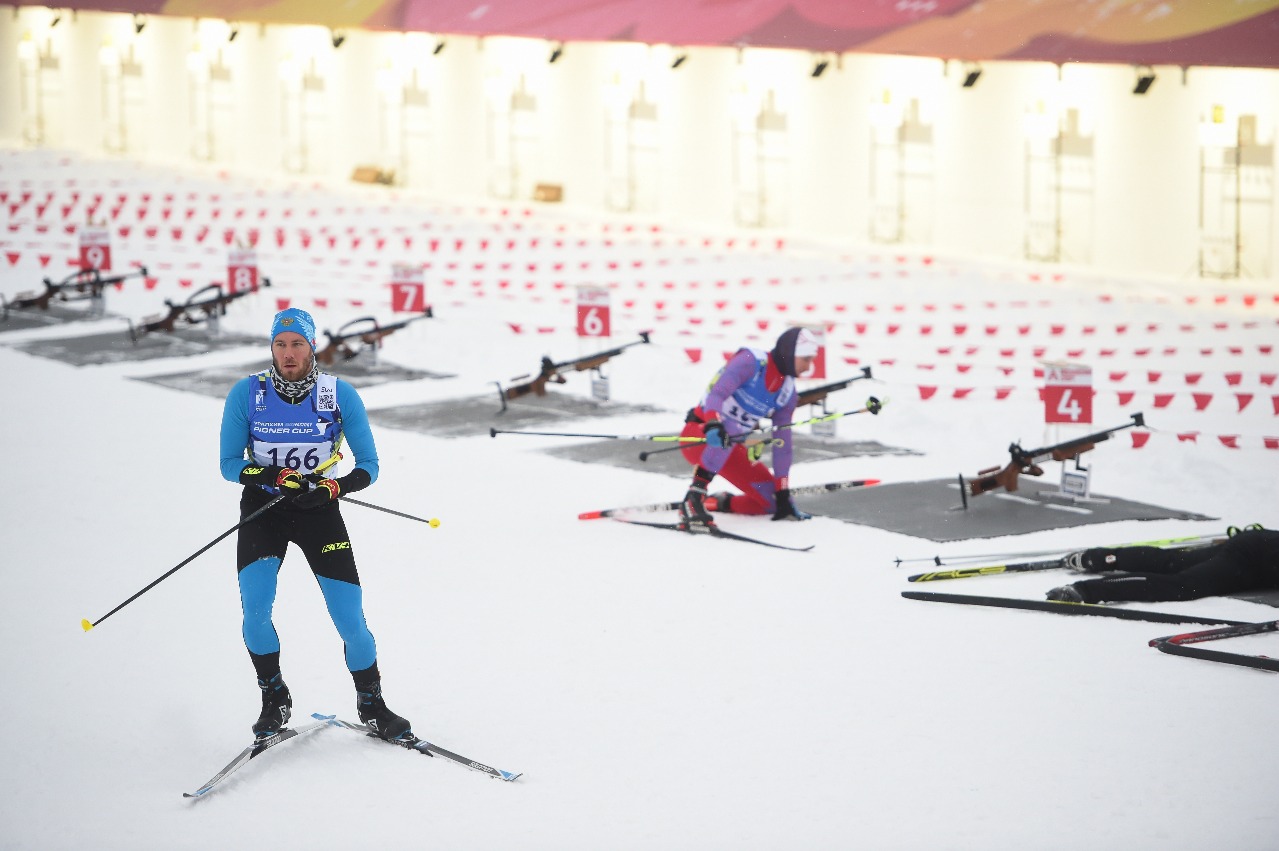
[2,148,1278,850]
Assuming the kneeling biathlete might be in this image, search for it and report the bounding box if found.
[218,307,411,741]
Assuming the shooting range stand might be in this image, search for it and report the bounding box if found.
[812,477,1213,542]
[368,392,668,439]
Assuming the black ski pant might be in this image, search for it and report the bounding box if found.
[1073,529,1279,604]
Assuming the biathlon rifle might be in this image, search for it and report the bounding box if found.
[497,331,652,412]
[3,266,148,316]
[795,366,873,408]
[128,278,270,343]
[965,412,1145,497]
[316,308,433,366]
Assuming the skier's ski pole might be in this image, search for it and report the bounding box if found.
[341,496,440,527]
[82,493,288,632]
[638,436,783,462]
[490,427,698,441]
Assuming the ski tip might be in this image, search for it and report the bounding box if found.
[500,770,522,782]
[81,619,94,633]
[577,510,603,520]
[429,517,441,528]
[863,479,881,486]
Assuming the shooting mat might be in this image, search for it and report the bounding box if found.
[807,477,1214,542]
[132,356,446,399]
[369,391,669,438]
[0,303,110,332]
[15,329,263,366]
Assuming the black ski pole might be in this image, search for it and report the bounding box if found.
[82,493,287,632]
[341,496,440,527]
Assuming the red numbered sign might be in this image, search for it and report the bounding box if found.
[227,248,259,293]
[79,227,112,271]
[389,264,426,313]
[576,286,611,338]
[1043,363,1093,424]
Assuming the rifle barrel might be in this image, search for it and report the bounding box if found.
[1018,413,1145,462]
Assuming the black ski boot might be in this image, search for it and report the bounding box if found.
[356,679,412,741]
[679,485,715,530]
[252,673,292,739]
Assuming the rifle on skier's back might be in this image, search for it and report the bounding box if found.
[497,331,651,411]
[315,309,433,366]
[796,366,873,408]
[965,412,1145,497]
[128,279,270,343]
[3,266,148,318]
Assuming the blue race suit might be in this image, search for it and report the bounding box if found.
[219,371,382,678]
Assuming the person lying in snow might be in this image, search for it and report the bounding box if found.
[1046,525,1278,604]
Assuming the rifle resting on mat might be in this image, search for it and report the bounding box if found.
[495,331,652,413]
[963,412,1145,498]
[3,266,149,319]
[128,278,271,343]
[315,309,433,366]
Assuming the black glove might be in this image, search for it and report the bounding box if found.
[240,465,305,498]
[772,489,812,522]
[703,420,728,449]
[294,477,340,510]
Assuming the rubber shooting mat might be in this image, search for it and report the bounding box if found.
[133,358,449,399]
[14,328,263,366]
[812,478,1214,542]
[312,354,454,384]
[369,392,668,438]
[0,303,110,332]
[542,434,921,479]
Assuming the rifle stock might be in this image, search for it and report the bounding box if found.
[795,366,873,408]
[968,413,1145,497]
[498,331,652,410]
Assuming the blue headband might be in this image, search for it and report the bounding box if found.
[271,308,316,350]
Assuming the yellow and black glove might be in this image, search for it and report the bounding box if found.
[240,465,305,499]
[294,477,340,510]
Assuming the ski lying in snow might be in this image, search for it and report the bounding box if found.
[907,557,1069,583]
[183,715,332,799]
[313,714,521,781]
[1147,620,1279,674]
[901,590,1251,626]
[577,478,879,520]
[1149,638,1279,673]
[897,534,1227,574]
[612,517,814,552]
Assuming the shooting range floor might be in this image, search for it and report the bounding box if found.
[314,357,454,384]
[0,304,109,332]
[368,391,669,438]
[812,477,1214,542]
[543,433,921,479]
[132,355,446,399]
[15,328,264,365]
